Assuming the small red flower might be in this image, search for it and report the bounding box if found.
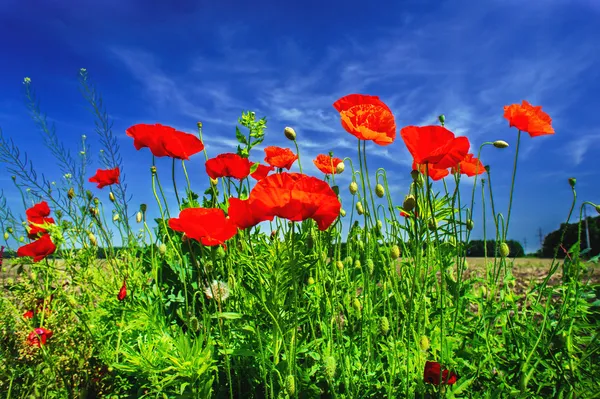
[424,361,458,385]
[17,234,56,262]
[333,94,396,146]
[503,100,554,137]
[25,201,55,239]
[0,246,4,267]
[313,154,343,175]
[451,154,485,177]
[117,279,127,301]
[27,327,53,347]
[89,167,120,189]
[412,162,449,181]
[126,123,205,160]
[264,146,298,170]
[401,126,470,168]
[169,208,238,249]
[205,153,251,180]
[23,310,34,319]
[249,162,275,181]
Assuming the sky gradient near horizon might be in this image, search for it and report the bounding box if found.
[1,0,599,254]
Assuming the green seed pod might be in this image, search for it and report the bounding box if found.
[109,192,115,202]
[354,259,361,269]
[499,242,510,258]
[216,246,226,259]
[324,356,336,380]
[151,165,157,175]
[356,201,364,215]
[159,243,167,255]
[335,162,345,174]
[6,227,13,234]
[390,245,400,259]
[352,298,362,313]
[88,233,97,246]
[140,203,147,213]
[349,181,358,195]
[568,177,576,188]
[466,219,474,231]
[379,316,390,336]
[438,114,445,125]
[375,184,385,198]
[68,187,75,200]
[285,375,295,397]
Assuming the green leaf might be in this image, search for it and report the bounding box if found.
[250,162,260,174]
[235,126,247,145]
[212,312,243,319]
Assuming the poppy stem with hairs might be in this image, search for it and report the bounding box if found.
[181,160,192,195]
[293,140,303,174]
[172,159,181,207]
[504,130,521,241]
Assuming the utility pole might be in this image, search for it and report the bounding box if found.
[523,237,528,254]
[584,205,591,249]
[538,228,543,247]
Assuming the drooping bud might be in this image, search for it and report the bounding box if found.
[379,316,390,336]
[284,127,296,141]
[136,212,143,223]
[339,209,346,217]
[86,190,93,201]
[390,245,400,259]
[356,202,364,215]
[375,184,385,198]
[189,316,200,332]
[596,204,600,215]
[109,192,115,202]
[499,242,510,258]
[366,258,374,275]
[332,185,339,195]
[403,195,416,212]
[140,204,147,213]
[376,220,383,231]
[352,298,362,313]
[493,140,509,149]
[89,207,99,217]
[568,177,576,188]
[3,232,9,240]
[335,162,345,174]
[308,276,315,285]
[349,181,358,195]
[68,188,75,200]
[428,218,437,231]
[336,260,344,272]
[88,233,97,246]
[466,219,474,231]
[93,198,99,206]
[151,166,157,175]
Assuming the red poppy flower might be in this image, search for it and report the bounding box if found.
[424,361,458,385]
[400,210,419,218]
[228,197,274,230]
[412,162,449,181]
[249,162,275,181]
[27,327,53,347]
[169,208,238,249]
[248,173,341,231]
[23,310,34,319]
[25,201,55,239]
[333,94,396,146]
[451,154,485,177]
[313,154,343,175]
[401,126,470,168]
[205,153,251,180]
[126,123,205,160]
[89,167,120,189]
[17,234,56,262]
[117,279,127,301]
[503,101,554,137]
[264,146,298,170]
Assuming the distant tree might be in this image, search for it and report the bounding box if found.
[541,215,600,259]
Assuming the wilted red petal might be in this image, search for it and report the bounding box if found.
[264,146,298,170]
[89,167,120,189]
[117,279,127,301]
[17,234,56,262]
[333,94,396,146]
[205,153,251,180]
[503,100,554,137]
[313,154,343,175]
[424,361,458,385]
[27,327,53,347]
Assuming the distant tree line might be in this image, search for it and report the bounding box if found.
[538,215,600,259]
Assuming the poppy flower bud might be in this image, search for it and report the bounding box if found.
[197,121,203,129]
[568,177,576,188]
[19,236,24,242]
[7,227,13,234]
[336,260,344,272]
[419,335,430,351]
[403,195,416,212]
[159,243,167,255]
[151,166,157,175]
[493,140,509,149]
[428,218,437,231]
[375,184,385,198]
[376,220,383,231]
[109,192,115,202]
[210,177,218,186]
[93,198,99,206]
[113,213,120,222]
[353,298,362,313]
[68,188,75,200]
[466,219,474,231]
[189,316,200,332]
[438,114,445,125]
[284,126,297,141]
[379,316,390,336]
[366,258,374,275]
[596,204,600,215]
[390,245,400,259]
[136,212,143,223]
[3,232,8,240]
[270,230,277,240]
[344,256,353,267]
[140,204,147,213]
[335,162,345,174]
[349,181,358,195]
[357,240,364,251]
[89,207,99,217]
[307,231,314,249]
[308,276,315,285]
[88,233,97,246]
[86,190,93,201]
[499,242,510,258]
[340,209,346,217]
[356,201,364,215]
[11,175,16,181]
[332,185,339,195]
[324,356,336,380]
[284,375,295,397]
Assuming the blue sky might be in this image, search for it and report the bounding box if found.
[1,0,599,254]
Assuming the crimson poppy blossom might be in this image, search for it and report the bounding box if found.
[27,327,53,347]
[89,167,120,189]
[264,147,298,170]
[169,208,238,249]
[205,153,251,180]
[451,154,485,177]
[17,234,56,262]
[313,154,343,175]
[126,123,205,160]
[23,310,34,319]
[401,126,470,168]
[333,94,396,146]
[228,197,275,230]
[423,361,458,385]
[503,101,554,137]
[412,162,450,181]
[249,162,275,181]
[117,279,127,301]
[25,201,55,239]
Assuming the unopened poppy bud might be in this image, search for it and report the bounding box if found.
[428,218,437,231]
[189,316,200,332]
[357,240,364,251]
[109,192,115,202]
[140,204,147,213]
[349,181,358,195]
[335,162,345,174]
[210,177,218,186]
[113,213,120,222]
[376,220,383,231]
[285,375,295,397]
[493,140,509,149]
[3,232,8,240]
[419,335,430,351]
[324,356,336,380]
[379,316,390,336]
[136,212,143,223]
[284,126,297,141]
[68,188,75,200]
[307,231,314,249]
[308,276,315,285]
[596,204,600,215]
[356,201,364,215]
[332,185,339,195]
[466,219,474,231]
[568,177,576,188]
[390,245,400,259]
[151,166,157,175]
[375,184,385,198]
[499,242,510,258]
[88,233,97,246]
[403,195,416,212]
[336,260,344,271]
[86,190,93,201]
[89,207,98,217]
[340,209,346,217]
[19,236,24,242]
[7,227,13,234]
[93,198,99,206]
[353,298,362,313]
[354,259,361,269]
[438,114,445,125]
[366,258,374,275]
[11,175,16,182]
[159,243,167,255]
[344,256,353,267]
[197,121,203,129]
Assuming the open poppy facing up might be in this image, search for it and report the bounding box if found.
[89,167,120,189]
[503,100,554,137]
[401,125,470,169]
[424,361,458,385]
[333,94,396,146]
[264,146,298,170]
[126,123,205,160]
